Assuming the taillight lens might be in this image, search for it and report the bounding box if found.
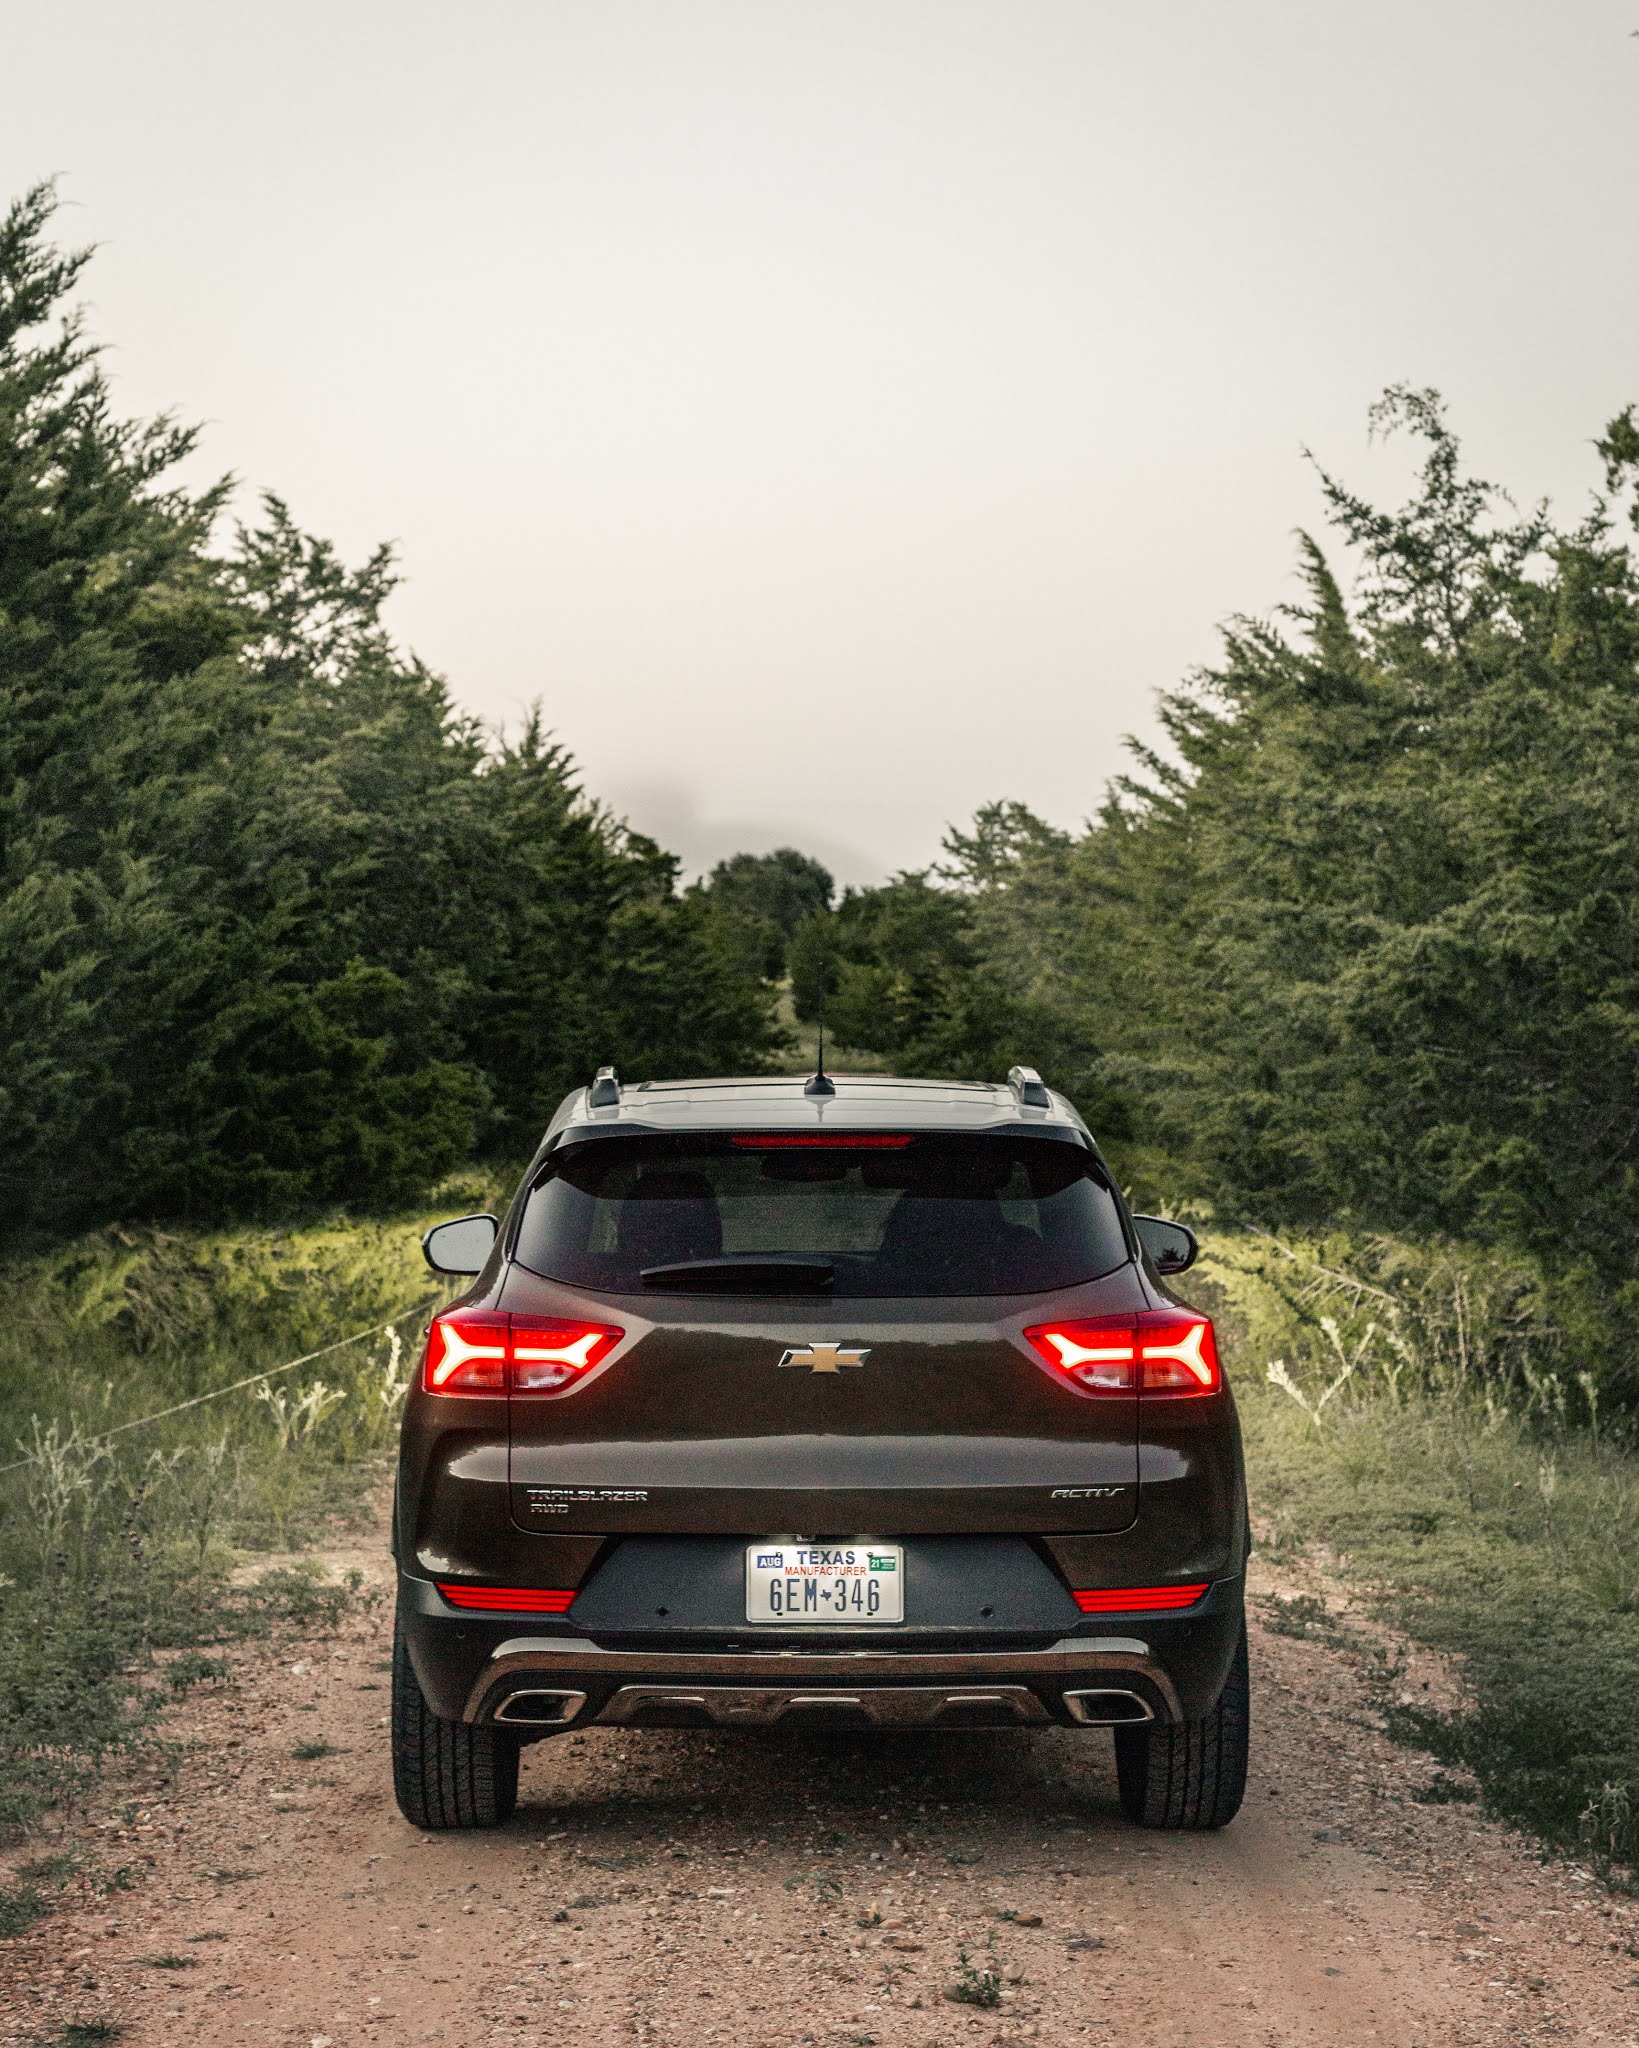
[509,1317,623,1393]
[436,1583,577,1612]
[1024,1310,1220,1396]
[421,1311,624,1396]
[1072,1584,1208,1613]
[423,1310,509,1394]
[1135,1313,1221,1395]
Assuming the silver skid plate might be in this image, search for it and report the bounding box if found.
[594,1683,1050,1728]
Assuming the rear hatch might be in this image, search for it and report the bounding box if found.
[502,1128,1138,1535]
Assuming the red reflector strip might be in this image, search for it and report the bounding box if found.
[731,1133,913,1148]
[1072,1584,1208,1613]
[435,1584,576,1613]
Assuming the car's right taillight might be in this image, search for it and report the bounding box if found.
[1024,1309,1220,1396]
[421,1311,624,1396]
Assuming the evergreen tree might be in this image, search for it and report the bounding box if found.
[0,184,781,1232]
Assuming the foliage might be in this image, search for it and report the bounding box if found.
[948,1933,1004,2007]
[1207,1222,1639,1877]
[0,183,781,1234]
[867,390,1639,1383]
[0,1197,466,1836]
[695,847,834,980]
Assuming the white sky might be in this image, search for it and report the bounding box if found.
[7,1,1639,885]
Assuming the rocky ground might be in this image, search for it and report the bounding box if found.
[3,1529,1637,2048]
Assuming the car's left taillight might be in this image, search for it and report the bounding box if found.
[421,1310,624,1397]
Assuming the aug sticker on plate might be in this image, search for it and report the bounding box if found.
[745,1543,904,1624]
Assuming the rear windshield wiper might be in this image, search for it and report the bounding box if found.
[639,1256,835,1293]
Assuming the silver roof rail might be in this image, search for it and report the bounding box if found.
[587,1065,621,1108]
[1007,1064,1051,1109]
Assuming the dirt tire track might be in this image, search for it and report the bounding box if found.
[3,1529,1635,2048]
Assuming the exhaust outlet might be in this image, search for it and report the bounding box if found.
[493,1687,587,1727]
[1062,1687,1153,1725]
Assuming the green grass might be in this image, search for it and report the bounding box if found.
[7,1164,1639,1897]
[1199,1224,1639,1877]
[0,1172,511,1839]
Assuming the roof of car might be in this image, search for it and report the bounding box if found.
[541,1073,1091,1149]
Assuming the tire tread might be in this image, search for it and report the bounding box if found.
[1115,1620,1249,1830]
[391,1609,519,1830]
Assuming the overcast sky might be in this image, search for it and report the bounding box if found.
[7,2,1638,884]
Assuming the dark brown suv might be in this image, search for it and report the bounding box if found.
[391,1067,1249,1832]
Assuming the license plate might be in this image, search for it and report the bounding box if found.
[745,1543,904,1624]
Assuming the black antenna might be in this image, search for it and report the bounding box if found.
[805,955,836,1097]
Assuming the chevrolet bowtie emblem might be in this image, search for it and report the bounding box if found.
[778,1342,871,1374]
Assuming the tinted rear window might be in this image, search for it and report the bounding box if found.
[512,1133,1130,1297]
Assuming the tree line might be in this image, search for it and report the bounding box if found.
[11,178,1639,1393]
[0,185,802,1232]
[788,387,1639,1387]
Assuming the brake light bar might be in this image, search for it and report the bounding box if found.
[1023,1311,1221,1396]
[1072,1584,1208,1613]
[436,1583,577,1613]
[731,1133,913,1149]
[421,1311,624,1396]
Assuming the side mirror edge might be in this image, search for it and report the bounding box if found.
[421,1213,500,1276]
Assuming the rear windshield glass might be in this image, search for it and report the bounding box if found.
[511,1133,1130,1297]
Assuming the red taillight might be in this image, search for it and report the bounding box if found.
[730,1133,913,1149]
[1025,1314,1137,1391]
[1136,1313,1221,1395]
[422,1309,509,1394]
[421,1312,624,1396]
[1023,1310,1220,1396]
[1072,1584,1208,1613]
[436,1583,577,1613]
[509,1317,623,1393]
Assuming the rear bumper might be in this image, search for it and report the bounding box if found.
[397,1565,1243,1731]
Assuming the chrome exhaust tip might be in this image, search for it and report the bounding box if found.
[493,1687,587,1727]
[1062,1687,1153,1725]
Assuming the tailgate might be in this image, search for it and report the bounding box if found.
[506,1303,1137,1536]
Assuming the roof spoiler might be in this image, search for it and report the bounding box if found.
[1007,1064,1051,1109]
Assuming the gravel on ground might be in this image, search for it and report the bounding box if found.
[2,1526,1635,2048]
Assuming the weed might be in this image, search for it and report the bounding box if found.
[0,1883,44,1936]
[1211,1223,1639,1874]
[1256,1593,1344,1644]
[291,1740,340,1761]
[0,1211,450,1841]
[139,1954,197,1969]
[783,1870,844,1901]
[18,1852,76,1885]
[948,1933,1003,2008]
[57,2025,127,2046]
[186,1930,229,1942]
[1411,1775,1479,1805]
[165,1652,228,1692]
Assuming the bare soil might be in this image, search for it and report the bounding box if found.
[4,1528,1637,2048]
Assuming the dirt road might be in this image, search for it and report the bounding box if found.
[3,1530,1636,2048]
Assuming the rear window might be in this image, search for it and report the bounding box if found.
[512,1133,1130,1297]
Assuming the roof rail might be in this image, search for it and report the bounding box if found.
[1007,1064,1051,1109]
[587,1065,621,1108]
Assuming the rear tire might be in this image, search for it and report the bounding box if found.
[1114,1619,1248,1830]
[391,1608,520,1829]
